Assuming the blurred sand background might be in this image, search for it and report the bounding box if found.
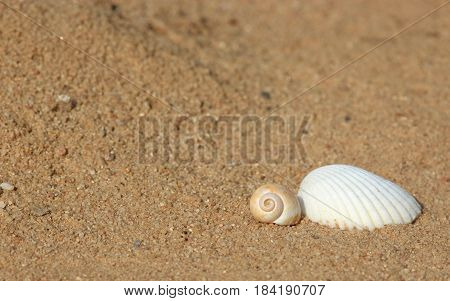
[0,0,449,280]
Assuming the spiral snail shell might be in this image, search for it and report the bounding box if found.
[249,164,422,230]
[249,183,302,226]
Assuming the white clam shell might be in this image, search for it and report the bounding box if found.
[298,164,421,230]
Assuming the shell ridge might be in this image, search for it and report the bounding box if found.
[340,167,394,225]
[325,167,376,230]
[379,177,421,214]
[314,169,364,229]
[338,165,396,226]
[320,171,358,230]
[334,165,384,229]
[311,169,360,229]
[319,168,366,229]
[303,172,354,229]
[354,168,414,223]
[374,176,416,222]
[378,178,415,222]
[407,193,421,214]
[305,172,353,229]
[361,168,418,222]
[347,166,409,223]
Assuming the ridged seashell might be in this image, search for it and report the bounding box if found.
[298,164,422,230]
[249,183,302,225]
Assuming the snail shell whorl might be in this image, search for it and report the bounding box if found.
[250,184,302,226]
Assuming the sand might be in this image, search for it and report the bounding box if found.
[0,0,449,280]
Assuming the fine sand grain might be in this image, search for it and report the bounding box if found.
[0,0,449,280]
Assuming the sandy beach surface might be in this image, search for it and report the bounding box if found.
[0,0,449,280]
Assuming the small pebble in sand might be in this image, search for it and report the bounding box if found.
[104,150,116,161]
[344,114,352,122]
[0,201,6,209]
[260,90,271,100]
[133,240,142,248]
[57,94,71,103]
[55,145,68,157]
[55,94,76,111]
[99,127,107,137]
[31,206,51,217]
[0,182,15,191]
